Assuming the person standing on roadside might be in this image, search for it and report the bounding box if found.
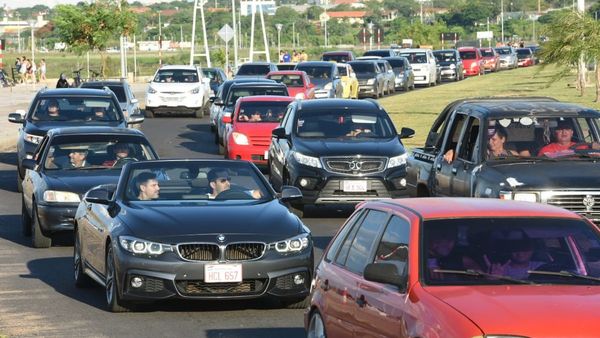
[39,59,47,82]
[19,57,27,84]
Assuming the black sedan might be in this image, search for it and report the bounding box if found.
[21,127,158,248]
[8,87,145,192]
[73,159,313,312]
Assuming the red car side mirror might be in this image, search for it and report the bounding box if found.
[222,115,232,124]
[308,83,316,88]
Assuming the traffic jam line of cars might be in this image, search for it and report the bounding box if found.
[11,46,600,338]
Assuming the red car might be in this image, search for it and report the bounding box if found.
[306,198,600,337]
[223,95,294,167]
[266,70,316,100]
[479,47,500,72]
[458,47,484,76]
[517,47,536,67]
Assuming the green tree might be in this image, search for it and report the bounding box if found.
[306,6,324,20]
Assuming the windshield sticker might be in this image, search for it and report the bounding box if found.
[298,119,304,128]
[506,177,524,187]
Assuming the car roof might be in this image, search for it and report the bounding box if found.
[455,98,598,118]
[399,48,431,53]
[368,198,581,221]
[223,78,274,85]
[297,98,380,111]
[240,62,275,66]
[322,51,353,55]
[237,95,295,103]
[230,81,287,88]
[81,81,128,87]
[47,126,146,137]
[39,88,117,98]
[267,70,306,75]
[158,65,198,71]
[296,61,335,67]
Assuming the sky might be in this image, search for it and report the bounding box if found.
[7,0,171,9]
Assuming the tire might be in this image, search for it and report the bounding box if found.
[21,198,32,237]
[106,245,131,312]
[145,109,154,118]
[74,229,93,288]
[16,171,22,193]
[194,108,203,118]
[307,310,327,338]
[31,204,51,248]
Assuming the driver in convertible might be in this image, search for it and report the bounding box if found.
[102,143,135,167]
[207,168,262,199]
[538,119,600,157]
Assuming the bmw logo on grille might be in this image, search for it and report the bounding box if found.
[217,234,226,243]
[583,195,596,212]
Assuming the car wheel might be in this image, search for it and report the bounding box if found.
[31,204,51,248]
[194,108,203,118]
[106,245,131,312]
[21,197,31,237]
[16,171,22,192]
[74,229,93,288]
[307,310,327,338]
[145,109,154,118]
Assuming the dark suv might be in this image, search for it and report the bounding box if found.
[268,99,414,217]
[321,51,355,63]
[8,87,143,191]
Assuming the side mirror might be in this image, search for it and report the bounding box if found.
[280,185,302,202]
[84,187,113,205]
[272,127,287,139]
[399,127,415,139]
[130,98,139,104]
[127,114,145,125]
[363,263,407,291]
[8,112,25,124]
[222,114,232,124]
[214,98,224,106]
[22,159,36,170]
[209,96,217,103]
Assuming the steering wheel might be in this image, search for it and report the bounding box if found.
[112,157,138,168]
[569,142,592,150]
[215,189,252,200]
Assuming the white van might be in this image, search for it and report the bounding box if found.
[398,48,439,86]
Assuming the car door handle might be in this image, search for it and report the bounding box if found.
[356,295,366,308]
[451,168,457,175]
[436,164,442,171]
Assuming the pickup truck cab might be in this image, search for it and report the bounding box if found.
[406,97,600,223]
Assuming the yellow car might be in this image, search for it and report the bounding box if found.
[337,63,359,99]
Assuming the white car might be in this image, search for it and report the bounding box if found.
[399,48,439,86]
[145,65,211,118]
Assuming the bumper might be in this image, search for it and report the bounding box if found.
[287,165,408,205]
[413,74,429,85]
[394,77,405,87]
[313,89,334,99]
[518,60,533,67]
[483,62,497,70]
[227,144,269,166]
[464,68,480,76]
[440,68,457,80]
[358,84,377,96]
[37,202,78,234]
[146,93,204,110]
[114,245,313,301]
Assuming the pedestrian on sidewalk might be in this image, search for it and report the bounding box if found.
[39,59,47,82]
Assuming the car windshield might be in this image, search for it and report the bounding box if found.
[82,85,127,103]
[517,49,532,56]
[348,62,376,73]
[364,50,390,57]
[296,66,332,80]
[485,116,600,160]
[295,110,396,139]
[337,66,348,76]
[237,101,290,123]
[459,51,477,59]
[399,52,427,64]
[124,161,272,202]
[385,59,406,68]
[434,52,456,62]
[31,97,122,122]
[480,49,495,57]
[496,48,511,55]
[267,74,304,87]
[322,54,350,63]
[423,217,600,285]
[153,69,199,83]
[226,86,288,106]
[237,64,271,76]
[43,136,156,171]
[202,69,218,79]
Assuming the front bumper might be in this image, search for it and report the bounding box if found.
[440,68,457,80]
[227,144,269,166]
[313,89,334,99]
[394,77,405,88]
[464,68,480,76]
[357,83,377,96]
[114,244,313,301]
[37,202,79,234]
[146,92,204,110]
[412,73,430,85]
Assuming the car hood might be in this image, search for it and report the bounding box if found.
[25,120,124,135]
[233,122,279,137]
[462,59,479,66]
[484,160,600,189]
[45,170,122,196]
[355,73,376,80]
[120,199,303,243]
[425,285,600,336]
[286,87,305,97]
[234,75,268,80]
[294,137,404,157]
[437,61,455,67]
[149,82,201,93]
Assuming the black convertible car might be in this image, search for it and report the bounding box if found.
[73,159,313,312]
[21,127,158,248]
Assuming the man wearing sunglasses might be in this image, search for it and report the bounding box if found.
[207,169,262,199]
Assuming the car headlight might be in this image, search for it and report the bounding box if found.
[190,87,201,94]
[119,235,173,256]
[387,153,408,169]
[449,64,456,69]
[25,133,43,144]
[471,62,478,68]
[43,190,80,203]
[295,92,305,100]
[292,152,321,168]
[270,233,310,253]
[147,86,157,94]
[232,132,249,145]
[367,78,375,85]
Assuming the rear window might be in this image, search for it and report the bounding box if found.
[153,69,199,83]
[480,49,495,57]
[349,62,376,73]
[82,85,126,102]
[237,64,271,76]
[322,54,351,63]
[226,87,288,106]
[267,74,304,87]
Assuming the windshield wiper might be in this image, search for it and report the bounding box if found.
[433,269,534,284]
[527,270,600,283]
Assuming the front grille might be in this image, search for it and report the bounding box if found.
[249,135,271,147]
[176,279,267,296]
[178,244,220,261]
[543,192,600,223]
[323,156,387,175]
[143,277,165,293]
[225,243,265,261]
[320,179,391,198]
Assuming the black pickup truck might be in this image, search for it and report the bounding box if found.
[406,97,600,223]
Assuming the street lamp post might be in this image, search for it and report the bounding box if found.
[501,0,504,44]
[29,20,35,66]
[368,22,374,50]
[16,12,21,53]
[276,24,282,58]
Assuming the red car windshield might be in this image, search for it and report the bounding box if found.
[459,51,477,60]
[237,101,290,123]
[267,74,305,88]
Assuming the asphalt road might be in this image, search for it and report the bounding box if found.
[0,115,352,337]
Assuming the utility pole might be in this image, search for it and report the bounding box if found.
[159,12,163,66]
[501,0,504,44]
[292,22,295,49]
[577,0,586,89]
[276,24,283,57]
[190,0,211,66]
[118,0,127,79]
[232,0,238,70]
[16,12,21,54]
